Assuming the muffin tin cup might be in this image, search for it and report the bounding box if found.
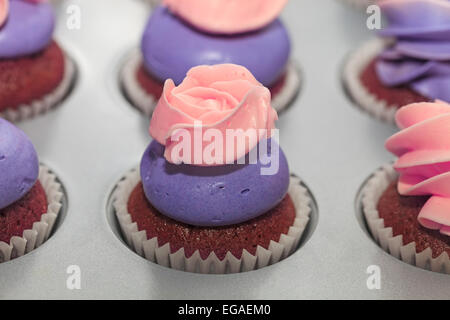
[111,168,312,274]
[343,38,399,124]
[0,165,65,263]
[0,53,77,123]
[120,49,302,116]
[361,164,450,275]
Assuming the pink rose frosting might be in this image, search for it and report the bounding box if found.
[0,0,8,27]
[386,100,450,236]
[163,0,288,34]
[149,64,278,166]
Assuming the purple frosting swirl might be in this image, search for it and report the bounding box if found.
[140,139,290,227]
[0,119,39,210]
[0,0,54,59]
[376,0,450,102]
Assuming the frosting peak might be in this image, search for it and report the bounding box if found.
[376,0,450,102]
[150,64,277,166]
[386,101,450,236]
[163,0,288,34]
[0,118,39,210]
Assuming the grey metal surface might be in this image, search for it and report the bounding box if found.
[0,0,448,300]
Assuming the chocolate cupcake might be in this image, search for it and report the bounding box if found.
[113,64,311,274]
[362,101,450,274]
[0,0,76,122]
[0,118,64,263]
[121,0,301,116]
[344,0,450,123]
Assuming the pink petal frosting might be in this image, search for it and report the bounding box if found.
[0,0,8,27]
[149,64,278,166]
[386,100,450,236]
[163,0,288,34]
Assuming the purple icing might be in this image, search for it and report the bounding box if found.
[140,139,290,227]
[141,6,290,87]
[0,0,54,59]
[0,118,39,210]
[376,0,450,102]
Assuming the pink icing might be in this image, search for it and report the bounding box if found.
[0,0,8,27]
[386,100,450,236]
[149,64,278,166]
[163,0,288,34]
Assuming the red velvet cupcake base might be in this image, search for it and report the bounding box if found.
[360,58,431,109]
[0,41,65,112]
[127,182,296,261]
[0,182,48,244]
[377,181,450,259]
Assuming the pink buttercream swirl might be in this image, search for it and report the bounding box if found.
[386,100,450,236]
[149,64,278,166]
[163,0,288,34]
[0,0,8,27]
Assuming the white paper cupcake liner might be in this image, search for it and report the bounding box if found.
[361,164,450,274]
[112,168,312,274]
[343,38,401,124]
[120,49,302,116]
[0,53,76,123]
[0,165,64,263]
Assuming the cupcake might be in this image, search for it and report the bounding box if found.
[362,101,450,274]
[0,118,64,263]
[121,0,301,116]
[0,0,76,122]
[344,0,450,123]
[114,64,311,274]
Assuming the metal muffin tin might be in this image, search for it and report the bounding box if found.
[0,0,448,299]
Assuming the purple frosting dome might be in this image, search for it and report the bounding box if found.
[141,6,291,87]
[140,139,290,227]
[0,0,54,59]
[376,0,450,102]
[0,119,39,210]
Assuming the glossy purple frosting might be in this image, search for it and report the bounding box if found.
[140,139,290,227]
[0,0,54,59]
[376,0,450,102]
[141,6,290,87]
[0,119,39,210]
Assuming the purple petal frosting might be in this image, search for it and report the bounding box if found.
[0,118,39,210]
[141,6,290,87]
[0,0,54,59]
[376,0,450,102]
[140,139,290,227]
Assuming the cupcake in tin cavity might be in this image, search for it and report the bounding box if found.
[121,0,301,116]
[113,64,312,274]
[0,0,76,122]
[361,101,450,274]
[0,118,64,263]
[344,0,450,123]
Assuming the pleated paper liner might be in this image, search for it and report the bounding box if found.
[112,168,312,274]
[360,164,450,274]
[0,165,65,263]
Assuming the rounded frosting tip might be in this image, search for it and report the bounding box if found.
[162,0,288,34]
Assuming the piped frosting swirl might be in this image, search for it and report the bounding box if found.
[386,100,450,236]
[376,0,450,102]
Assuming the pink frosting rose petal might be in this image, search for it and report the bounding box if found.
[0,0,8,28]
[149,64,278,166]
[163,0,288,34]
